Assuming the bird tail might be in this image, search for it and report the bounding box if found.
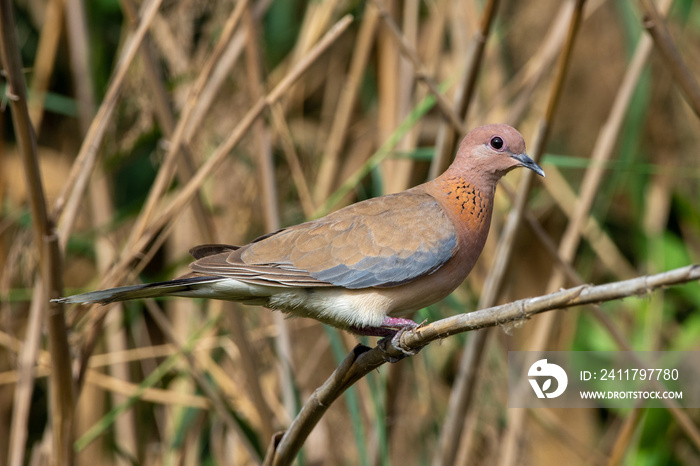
[51,277,223,305]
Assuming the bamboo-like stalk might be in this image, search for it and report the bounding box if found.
[0,2,74,464]
[605,403,644,466]
[386,0,419,194]
[266,264,700,465]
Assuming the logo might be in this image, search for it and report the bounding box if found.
[528,359,568,398]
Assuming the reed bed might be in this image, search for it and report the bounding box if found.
[1,0,700,464]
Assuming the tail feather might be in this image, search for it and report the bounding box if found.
[51,277,222,305]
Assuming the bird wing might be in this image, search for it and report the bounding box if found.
[189,192,458,289]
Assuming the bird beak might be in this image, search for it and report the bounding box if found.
[511,152,545,178]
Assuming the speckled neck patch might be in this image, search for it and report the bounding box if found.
[441,177,491,229]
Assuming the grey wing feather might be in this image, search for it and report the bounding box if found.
[189,192,459,289]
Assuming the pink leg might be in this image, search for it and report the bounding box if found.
[349,316,418,337]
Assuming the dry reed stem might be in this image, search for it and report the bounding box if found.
[605,404,644,465]
[73,312,223,454]
[123,13,353,276]
[84,370,210,408]
[528,408,608,465]
[266,264,700,465]
[223,306,278,439]
[61,0,141,461]
[315,3,379,204]
[119,0,175,134]
[543,167,636,277]
[640,0,700,118]
[27,0,65,130]
[242,4,292,439]
[552,0,672,301]
[90,174,139,462]
[269,102,316,216]
[7,280,44,466]
[127,0,275,450]
[376,0,400,198]
[387,0,419,193]
[492,0,604,126]
[65,0,94,132]
[374,0,467,135]
[53,0,164,245]
[143,300,263,463]
[429,0,500,179]
[0,335,237,382]
[73,213,179,385]
[124,0,250,250]
[121,0,219,243]
[0,1,75,463]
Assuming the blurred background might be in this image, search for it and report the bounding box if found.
[1,0,700,464]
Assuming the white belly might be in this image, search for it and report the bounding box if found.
[266,288,393,329]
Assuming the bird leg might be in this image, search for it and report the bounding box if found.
[350,317,421,363]
[349,317,418,337]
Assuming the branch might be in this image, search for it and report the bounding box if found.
[264,264,700,465]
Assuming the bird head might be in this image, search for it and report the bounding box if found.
[452,124,545,181]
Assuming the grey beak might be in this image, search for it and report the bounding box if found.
[511,152,545,178]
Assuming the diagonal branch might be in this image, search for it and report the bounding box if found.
[639,0,700,118]
[264,264,700,465]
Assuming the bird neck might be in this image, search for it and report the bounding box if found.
[426,175,496,240]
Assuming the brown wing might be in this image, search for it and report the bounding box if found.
[189,192,458,289]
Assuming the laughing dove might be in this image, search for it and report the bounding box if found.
[54,124,544,337]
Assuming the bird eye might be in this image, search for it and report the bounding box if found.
[489,136,504,151]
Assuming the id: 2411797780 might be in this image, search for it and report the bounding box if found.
[590,368,680,381]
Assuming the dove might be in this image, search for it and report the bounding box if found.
[53,124,544,338]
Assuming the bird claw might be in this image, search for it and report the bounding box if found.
[377,326,423,363]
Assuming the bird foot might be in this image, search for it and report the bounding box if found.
[351,317,423,363]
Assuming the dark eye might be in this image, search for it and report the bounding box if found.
[489,136,504,151]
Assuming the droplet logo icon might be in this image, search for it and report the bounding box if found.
[528,359,568,399]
